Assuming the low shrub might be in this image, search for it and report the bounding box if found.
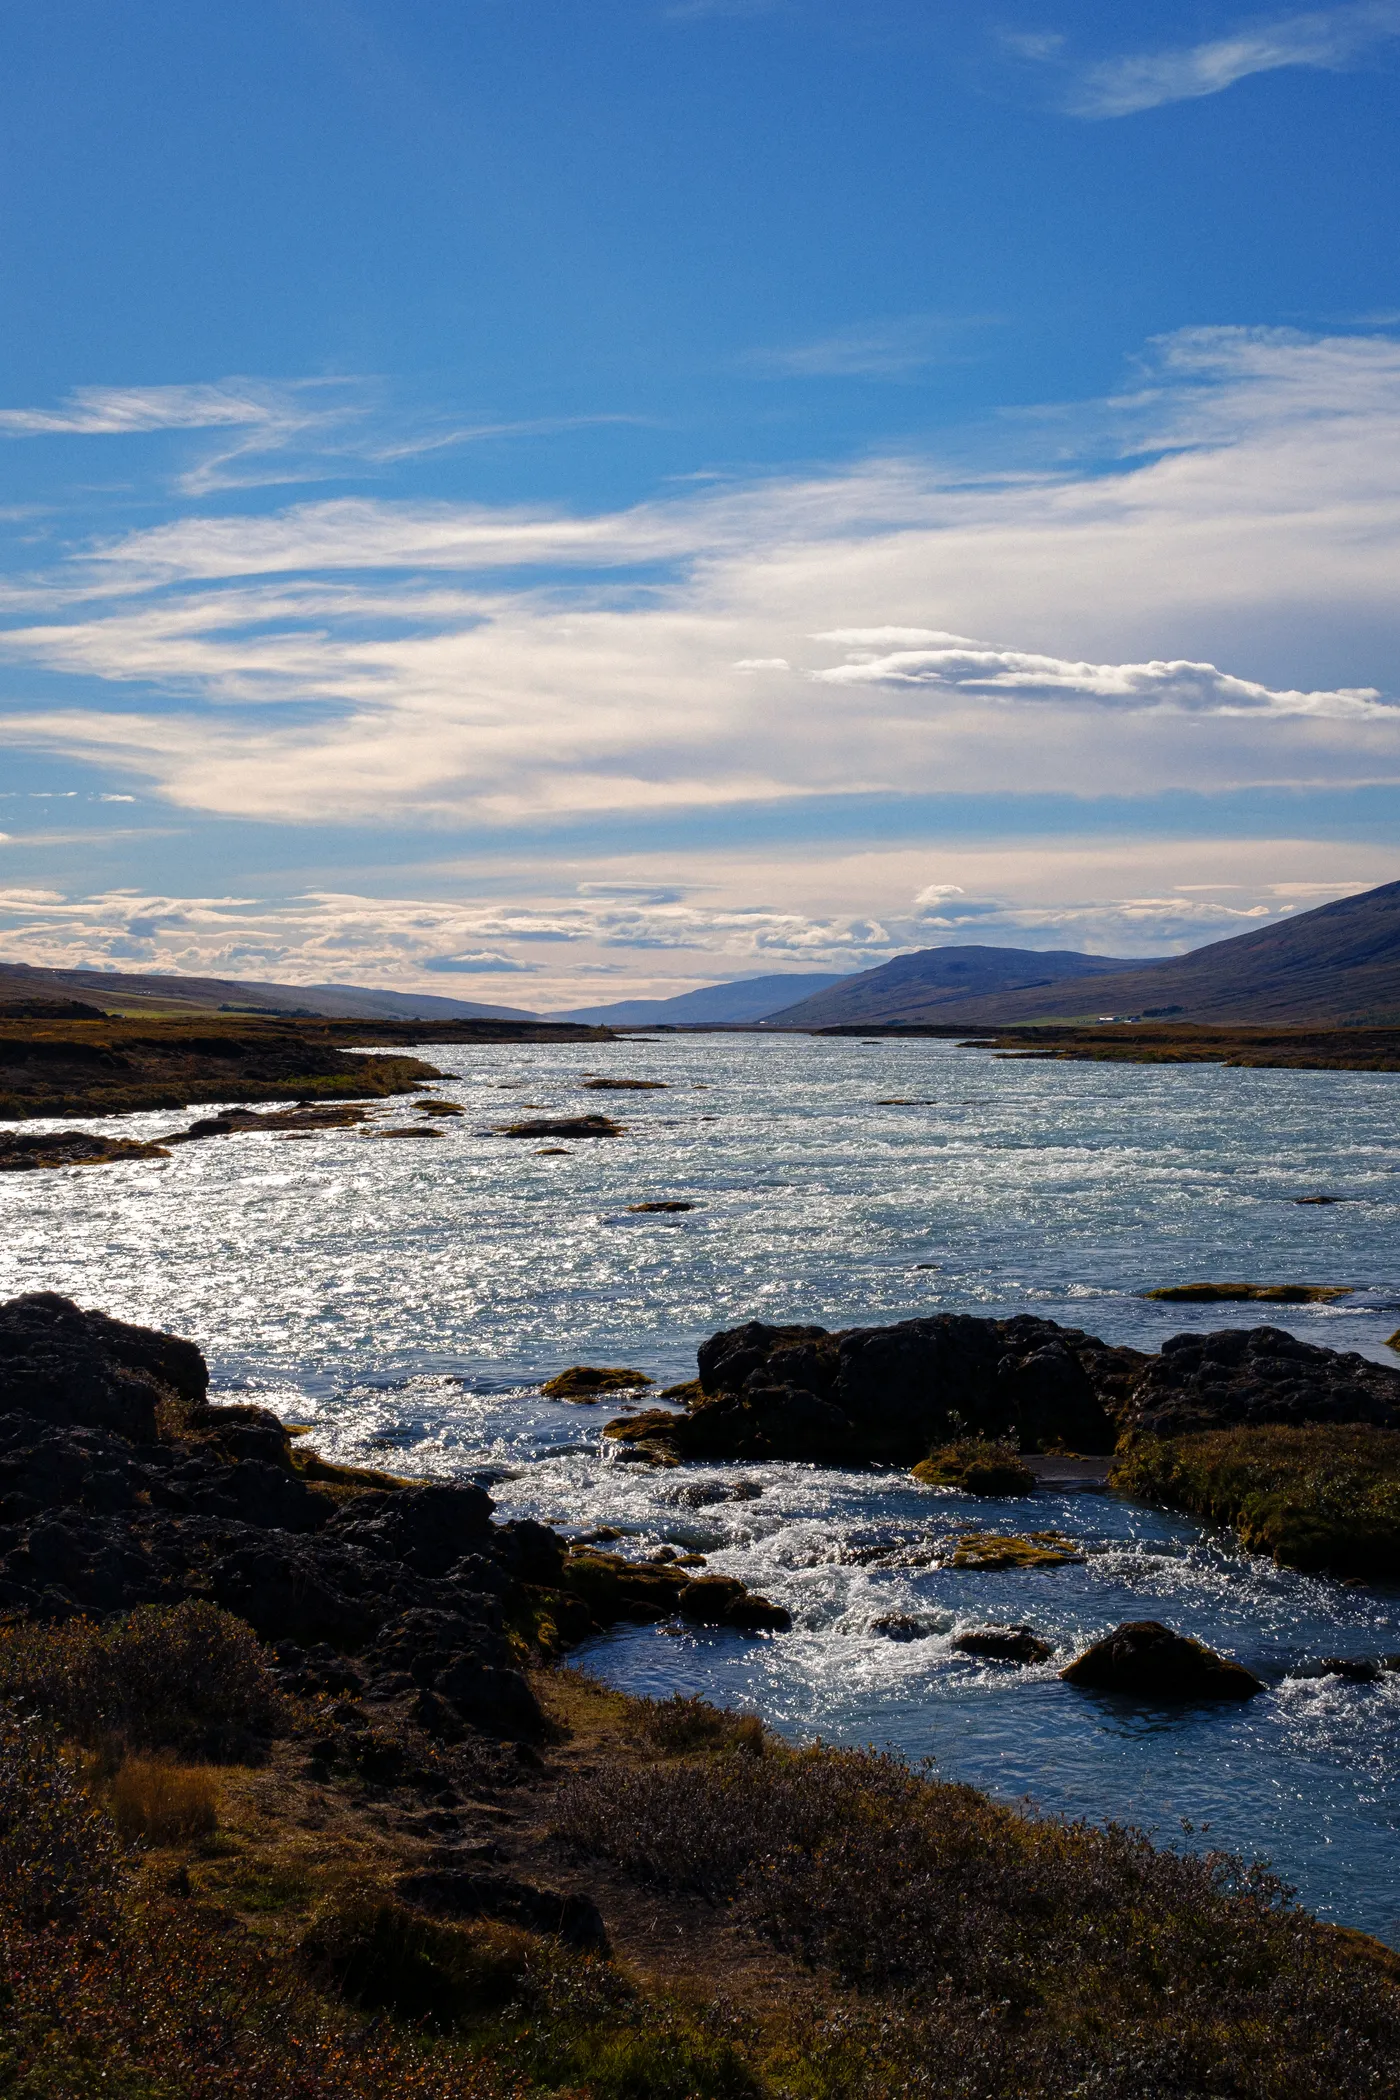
[0,1899,519,2099]
[300,1891,535,2027]
[0,1706,124,1932]
[554,1738,1400,2095]
[1114,1423,1400,1576]
[109,1755,220,1846]
[0,1600,286,1757]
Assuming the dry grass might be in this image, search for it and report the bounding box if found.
[553,1728,1400,2096]
[109,1755,221,1845]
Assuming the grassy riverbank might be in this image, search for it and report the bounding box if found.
[1113,1423,1400,1577]
[0,1012,612,1120]
[955,1024,1400,1070]
[3,1606,1398,2099]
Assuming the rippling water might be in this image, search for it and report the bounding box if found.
[3,1033,1399,1939]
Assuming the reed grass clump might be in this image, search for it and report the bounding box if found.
[109,1755,221,1846]
[629,1691,767,1757]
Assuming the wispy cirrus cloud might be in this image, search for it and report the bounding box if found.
[0,328,1398,842]
[742,315,995,379]
[1061,3,1400,119]
[0,379,641,497]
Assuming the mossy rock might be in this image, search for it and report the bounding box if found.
[1142,1282,1354,1304]
[563,1550,687,1621]
[949,1531,1084,1570]
[543,1365,654,1400]
[1061,1619,1261,1700]
[914,1441,1034,1497]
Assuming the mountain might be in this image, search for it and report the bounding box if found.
[764,947,1149,1029]
[552,971,849,1027]
[766,880,1400,1029]
[0,960,536,1023]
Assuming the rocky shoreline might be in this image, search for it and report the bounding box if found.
[599,1311,1400,1577]
[4,1290,1400,2094]
[0,1293,790,1746]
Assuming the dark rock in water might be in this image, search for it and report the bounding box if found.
[1061,1620,1261,1701]
[870,1614,932,1642]
[1123,1326,1400,1437]
[1143,1283,1352,1303]
[627,1200,696,1213]
[175,1103,372,1141]
[606,1313,1141,1465]
[582,1077,667,1091]
[953,1625,1052,1665]
[499,1114,622,1138]
[561,1546,788,1632]
[0,1130,172,1171]
[541,1365,653,1400]
[1288,1656,1397,1684]
[677,1572,790,1631]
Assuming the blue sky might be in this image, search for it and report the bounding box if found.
[1,1,1398,1002]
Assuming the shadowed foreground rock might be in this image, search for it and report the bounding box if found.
[1061,1619,1262,1700]
[0,1293,787,1745]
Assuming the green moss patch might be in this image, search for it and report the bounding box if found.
[1113,1423,1400,1577]
[913,1438,1035,1496]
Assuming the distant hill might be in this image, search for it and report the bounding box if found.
[552,972,848,1026]
[766,880,1400,1029]
[0,960,536,1023]
[764,947,1148,1029]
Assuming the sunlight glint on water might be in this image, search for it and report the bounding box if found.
[2,1034,1399,1940]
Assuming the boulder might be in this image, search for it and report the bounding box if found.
[953,1626,1052,1665]
[608,1313,1140,1464]
[1123,1326,1400,1438]
[870,1614,932,1642]
[1061,1620,1262,1700]
[498,1114,622,1138]
[0,1292,207,1441]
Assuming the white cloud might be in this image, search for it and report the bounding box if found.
[0,328,1398,836]
[0,842,1393,1005]
[1065,3,1400,118]
[811,636,1387,718]
[0,382,290,438]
